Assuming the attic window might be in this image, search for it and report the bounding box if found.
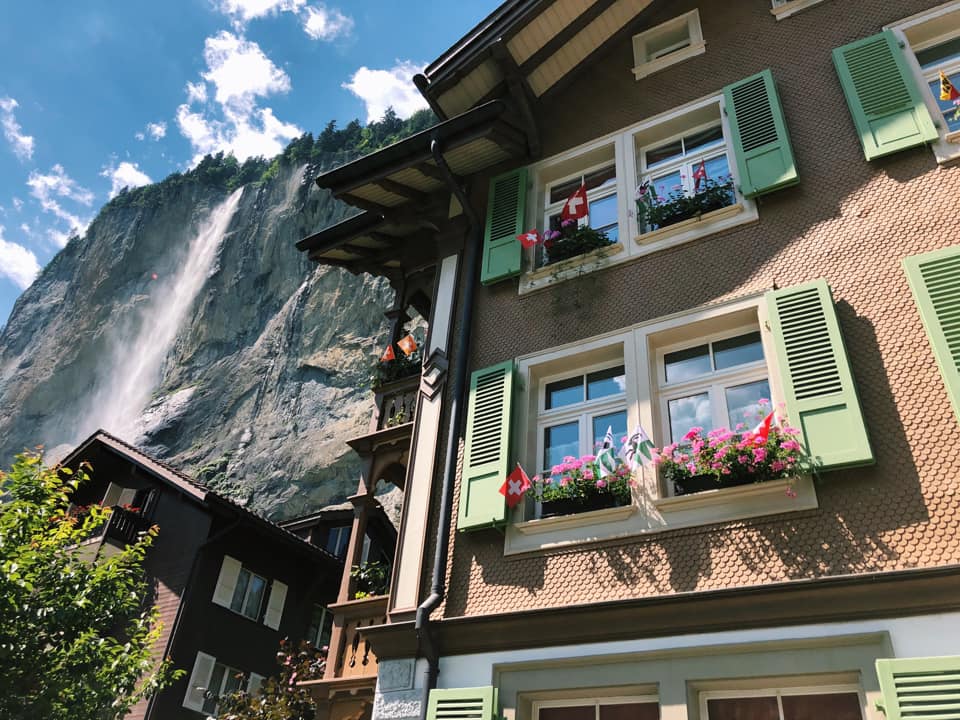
[632,10,705,80]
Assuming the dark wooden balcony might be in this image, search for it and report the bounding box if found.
[330,595,389,680]
[374,375,419,432]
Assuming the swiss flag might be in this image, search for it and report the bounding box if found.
[397,334,418,356]
[752,410,774,444]
[380,343,396,362]
[516,229,541,248]
[693,160,707,191]
[498,463,531,508]
[561,182,588,222]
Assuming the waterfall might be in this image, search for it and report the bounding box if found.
[83,188,244,442]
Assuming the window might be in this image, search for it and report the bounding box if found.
[701,687,863,720]
[230,566,268,621]
[544,163,618,241]
[637,122,736,235]
[534,698,660,720]
[307,604,333,650]
[770,0,831,21]
[916,35,960,134]
[326,525,350,558]
[632,10,705,79]
[202,661,246,715]
[183,651,257,715]
[537,362,627,478]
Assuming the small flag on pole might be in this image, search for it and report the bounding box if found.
[597,426,619,478]
[561,182,588,222]
[499,463,531,508]
[941,71,959,101]
[693,160,708,191]
[397,334,418,356]
[380,343,396,362]
[620,425,655,470]
[516,229,541,248]
[752,410,775,444]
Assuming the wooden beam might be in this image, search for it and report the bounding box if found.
[374,178,428,203]
[415,162,446,182]
[492,40,541,158]
[340,193,393,214]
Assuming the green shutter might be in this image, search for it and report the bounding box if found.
[876,656,960,719]
[457,361,513,531]
[766,280,873,470]
[481,168,527,285]
[904,247,960,422]
[832,30,938,161]
[724,69,799,198]
[426,687,498,720]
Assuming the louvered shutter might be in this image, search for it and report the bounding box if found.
[904,247,960,422]
[262,580,287,630]
[832,30,938,161]
[766,280,873,470]
[457,361,513,531]
[876,656,960,719]
[481,168,527,285]
[182,651,216,711]
[426,687,498,720]
[724,69,799,198]
[212,555,242,609]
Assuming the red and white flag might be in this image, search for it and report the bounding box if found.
[561,182,588,222]
[693,160,708,191]
[380,343,396,362]
[499,463,531,508]
[752,410,775,444]
[397,334,418,356]
[516,229,541,248]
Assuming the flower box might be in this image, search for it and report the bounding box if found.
[671,472,755,496]
[635,203,744,245]
[541,493,621,519]
[532,452,635,519]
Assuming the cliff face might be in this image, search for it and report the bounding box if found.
[0,161,392,519]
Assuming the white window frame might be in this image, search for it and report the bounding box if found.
[326,525,350,558]
[889,2,960,164]
[655,324,769,448]
[231,566,268,621]
[543,162,619,230]
[505,293,818,556]
[201,659,246,716]
[533,695,661,720]
[521,93,757,296]
[632,10,705,80]
[700,683,865,720]
[770,0,831,21]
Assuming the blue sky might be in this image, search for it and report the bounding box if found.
[0,0,495,325]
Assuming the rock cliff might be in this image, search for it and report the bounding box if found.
[0,158,394,519]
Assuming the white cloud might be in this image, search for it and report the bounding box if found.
[26,164,93,235]
[176,32,302,164]
[343,60,428,123]
[303,5,353,40]
[101,160,152,198]
[138,121,167,141]
[19,223,29,234]
[0,97,35,161]
[46,228,71,249]
[134,131,145,141]
[0,226,41,290]
[215,0,305,23]
[202,31,291,111]
[11,198,22,212]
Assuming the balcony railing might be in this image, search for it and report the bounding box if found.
[331,596,389,680]
[375,375,419,431]
[103,506,149,545]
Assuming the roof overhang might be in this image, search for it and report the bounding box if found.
[298,100,525,276]
[418,0,657,118]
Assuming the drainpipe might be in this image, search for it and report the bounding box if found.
[415,138,482,719]
[144,510,242,720]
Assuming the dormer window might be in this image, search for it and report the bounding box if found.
[632,10,705,80]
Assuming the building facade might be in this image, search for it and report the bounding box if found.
[299,2,960,720]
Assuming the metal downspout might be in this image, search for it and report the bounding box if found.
[415,138,482,719]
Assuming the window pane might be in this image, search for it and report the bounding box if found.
[713,331,764,370]
[593,410,628,448]
[917,37,960,68]
[230,568,251,614]
[584,164,617,191]
[587,365,626,399]
[540,707,596,720]
[203,664,227,714]
[546,375,584,409]
[668,392,712,442]
[685,125,724,153]
[544,422,580,470]
[600,703,660,720]
[706,697,779,720]
[224,669,244,696]
[699,153,734,203]
[244,574,267,619]
[650,170,684,203]
[589,194,619,242]
[664,344,711,383]
[646,138,684,168]
[781,692,862,720]
[549,177,583,205]
[927,76,960,133]
[725,379,771,430]
[646,23,691,60]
